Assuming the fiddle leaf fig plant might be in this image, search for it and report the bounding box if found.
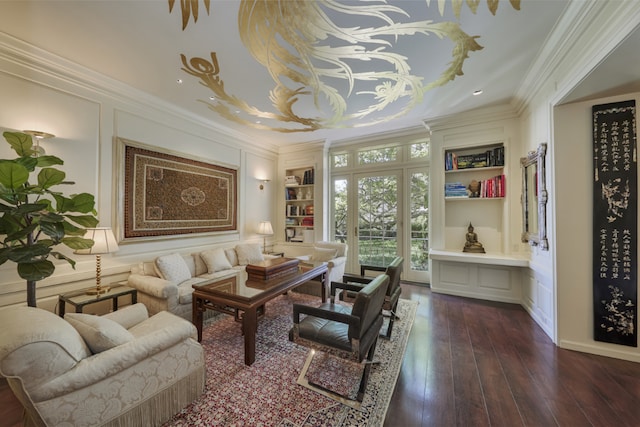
[0,131,99,307]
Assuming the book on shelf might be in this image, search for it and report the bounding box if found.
[445,146,505,171]
[302,168,314,185]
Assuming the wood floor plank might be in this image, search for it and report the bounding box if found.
[463,304,525,426]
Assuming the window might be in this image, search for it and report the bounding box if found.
[358,146,398,164]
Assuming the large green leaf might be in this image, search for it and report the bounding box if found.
[62,236,95,250]
[39,221,65,241]
[3,132,33,157]
[37,168,65,189]
[0,247,9,264]
[5,222,38,242]
[12,202,48,215]
[52,251,77,268]
[17,259,55,281]
[65,214,99,228]
[36,155,64,167]
[0,161,29,190]
[7,243,52,263]
[69,193,96,214]
[15,156,38,172]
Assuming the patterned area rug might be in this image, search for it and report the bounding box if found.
[164,292,417,427]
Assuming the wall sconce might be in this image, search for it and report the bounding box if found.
[23,130,55,157]
[259,179,270,190]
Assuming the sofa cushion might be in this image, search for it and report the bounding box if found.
[235,243,264,265]
[311,247,338,262]
[155,253,192,283]
[65,313,135,353]
[200,248,233,273]
[225,248,239,266]
[193,253,208,276]
[182,254,197,277]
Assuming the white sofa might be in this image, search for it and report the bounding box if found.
[127,243,277,319]
[293,241,348,297]
[0,303,205,427]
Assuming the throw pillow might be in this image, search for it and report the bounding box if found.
[312,247,338,262]
[155,253,192,283]
[200,248,233,273]
[235,243,264,265]
[65,313,134,353]
[225,248,238,266]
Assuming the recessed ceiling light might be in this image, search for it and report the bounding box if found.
[473,90,483,96]
[209,96,215,100]
[176,79,183,84]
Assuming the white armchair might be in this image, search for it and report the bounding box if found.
[294,241,348,297]
[0,303,205,427]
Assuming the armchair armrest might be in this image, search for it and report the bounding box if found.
[330,280,372,299]
[292,303,360,330]
[30,312,196,402]
[359,264,386,276]
[342,273,373,285]
[127,274,179,299]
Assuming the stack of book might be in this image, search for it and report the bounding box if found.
[444,182,468,198]
[477,174,506,198]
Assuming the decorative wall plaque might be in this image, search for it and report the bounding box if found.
[592,100,637,347]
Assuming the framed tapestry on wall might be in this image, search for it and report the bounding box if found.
[592,100,637,348]
[118,138,237,240]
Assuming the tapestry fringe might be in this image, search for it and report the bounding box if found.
[101,366,206,427]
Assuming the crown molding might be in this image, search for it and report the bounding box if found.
[514,1,640,114]
[0,32,280,156]
[424,104,518,133]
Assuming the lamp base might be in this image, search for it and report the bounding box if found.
[85,286,110,295]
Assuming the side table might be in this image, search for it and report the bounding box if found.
[58,284,137,317]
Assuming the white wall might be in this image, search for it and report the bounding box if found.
[0,36,277,310]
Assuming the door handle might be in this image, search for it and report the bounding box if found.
[354,227,358,237]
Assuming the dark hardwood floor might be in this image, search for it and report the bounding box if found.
[2,283,639,427]
[384,283,640,427]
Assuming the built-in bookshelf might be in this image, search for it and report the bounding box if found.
[444,144,505,200]
[284,166,315,243]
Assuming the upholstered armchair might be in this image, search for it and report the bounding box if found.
[294,241,348,297]
[289,274,389,405]
[0,303,205,427]
[341,256,403,338]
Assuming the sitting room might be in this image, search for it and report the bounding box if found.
[1,1,640,426]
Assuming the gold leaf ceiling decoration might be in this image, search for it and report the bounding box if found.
[171,0,521,133]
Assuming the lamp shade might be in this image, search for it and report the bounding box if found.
[257,221,273,235]
[75,227,119,255]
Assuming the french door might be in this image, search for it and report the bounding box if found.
[331,168,429,283]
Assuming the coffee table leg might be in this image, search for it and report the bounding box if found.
[193,297,203,342]
[243,308,258,365]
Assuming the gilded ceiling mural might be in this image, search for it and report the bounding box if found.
[169,0,521,133]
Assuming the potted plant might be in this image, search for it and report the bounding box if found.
[0,131,99,307]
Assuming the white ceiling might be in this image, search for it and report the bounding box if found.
[2,1,637,148]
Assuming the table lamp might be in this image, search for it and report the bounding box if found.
[257,221,274,253]
[75,227,120,295]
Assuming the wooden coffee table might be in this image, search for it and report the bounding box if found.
[192,260,328,365]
